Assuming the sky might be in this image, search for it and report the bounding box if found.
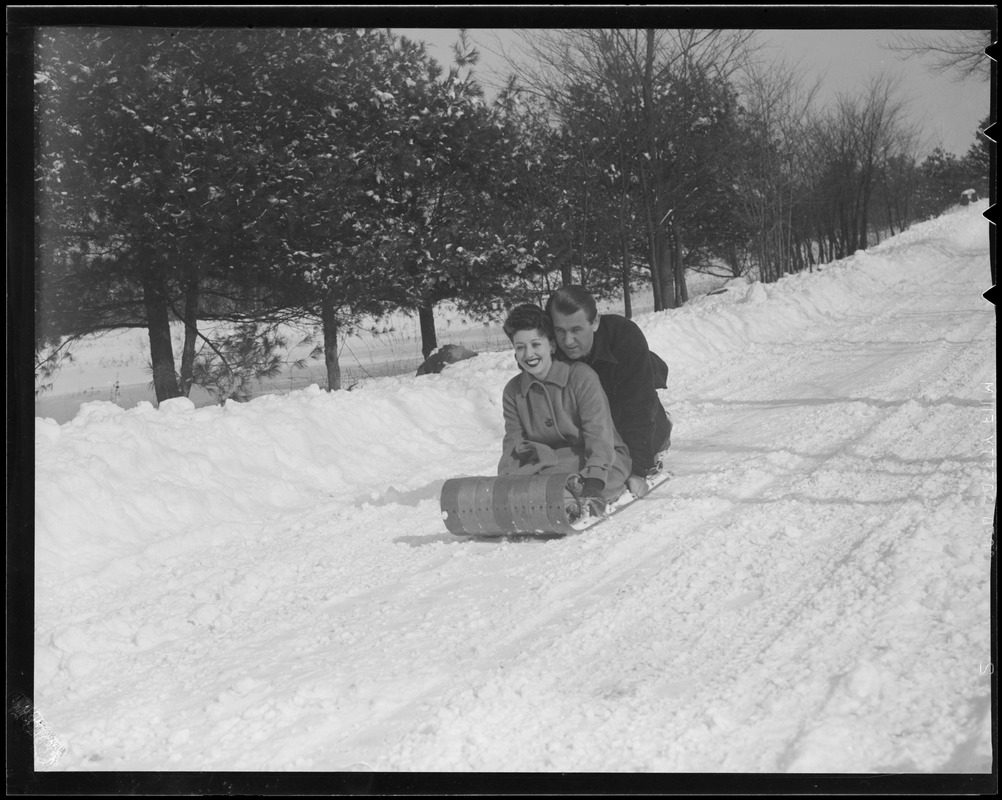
[393,27,992,158]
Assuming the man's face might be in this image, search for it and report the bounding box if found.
[551,308,598,361]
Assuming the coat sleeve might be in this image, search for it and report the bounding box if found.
[568,364,619,485]
[497,379,528,475]
[608,321,662,475]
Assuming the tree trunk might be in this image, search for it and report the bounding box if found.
[658,228,674,309]
[815,225,826,264]
[560,259,574,286]
[620,234,632,319]
[647,224,663,312]
[579,179,589,282]
[642,30,665,313]
[727,242,741,278]
[142,269,181,403]
[617,150,633,318]
[418,302,438,360]
[553,240,574,286]
[670,215,687,305]
[858,193,871,250]
[178,271,199,397]
[838,202,851,256]
[321,296,341,392]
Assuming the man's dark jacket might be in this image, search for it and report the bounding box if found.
[564,313,670,476]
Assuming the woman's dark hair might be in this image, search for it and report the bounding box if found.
[503,304,555,341]
[545,285,598,322]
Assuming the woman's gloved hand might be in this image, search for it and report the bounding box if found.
[565,476,607,521]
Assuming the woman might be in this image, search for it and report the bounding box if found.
[497,304,632,512]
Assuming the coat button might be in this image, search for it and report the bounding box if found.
[545,419,554,427]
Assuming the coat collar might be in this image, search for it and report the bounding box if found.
[585,316,618,365]
[518,359,572,395]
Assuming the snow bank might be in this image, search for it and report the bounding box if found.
[638,207,988,371]
[35,360,512,584]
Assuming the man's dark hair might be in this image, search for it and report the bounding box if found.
[503,304,555,341]
[545,285,598,323]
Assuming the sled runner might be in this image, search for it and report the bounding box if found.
[440,469,671,539]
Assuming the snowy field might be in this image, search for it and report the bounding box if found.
[31,203,994,775]
[34,283,690,424]
[33,306,514,424]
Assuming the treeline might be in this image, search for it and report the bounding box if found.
[35,27,990,402]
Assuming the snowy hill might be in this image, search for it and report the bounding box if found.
[31,203,994,773]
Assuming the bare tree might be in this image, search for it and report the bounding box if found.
[490,28,757,310]
[800,73,916,264]
[886,30,992,82]
[733,56,822,281]
[871,126,924,239]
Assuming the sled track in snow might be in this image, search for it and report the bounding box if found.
[395,251,997,771]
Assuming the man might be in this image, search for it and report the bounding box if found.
[546,285,672,498]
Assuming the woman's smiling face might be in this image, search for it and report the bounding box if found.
[512,328,555,378]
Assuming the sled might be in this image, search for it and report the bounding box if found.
[440,470,671,540]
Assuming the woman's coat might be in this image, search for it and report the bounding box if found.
[497,360,632,500]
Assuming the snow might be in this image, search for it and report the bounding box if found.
[31,310,514,424]
[32,203,994,773]
[32,287,694,424]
